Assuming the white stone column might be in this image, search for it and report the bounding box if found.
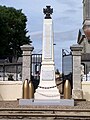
[70,44,83,99]
[40,19,55,82]
[21,44,34,81]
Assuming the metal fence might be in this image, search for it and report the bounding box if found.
[0,54,42,81]
[31,54,42,90]
[81,53,90,81]
[0,62,22,81]
[62,49,72,89]
[31,54,42,80]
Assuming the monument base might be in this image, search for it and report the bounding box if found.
[35,87,60,100]
[19,99,74,106]
[35,64,60,99]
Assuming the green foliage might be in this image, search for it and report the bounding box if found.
[0,5,31,61]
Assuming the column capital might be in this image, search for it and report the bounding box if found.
[70,44,83,56]
[20,44,34,51]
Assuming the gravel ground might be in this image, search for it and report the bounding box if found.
[0,100,89,109]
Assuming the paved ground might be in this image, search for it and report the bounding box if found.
[0,100,89,109]
[0,100,90,120]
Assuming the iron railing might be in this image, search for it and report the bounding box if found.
[0,62,22,81]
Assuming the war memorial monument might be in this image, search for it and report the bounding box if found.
[35,6,60,100]
[19,6,74,106]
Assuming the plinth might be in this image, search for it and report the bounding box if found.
[35,62,60,99]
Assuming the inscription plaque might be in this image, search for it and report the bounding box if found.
[43,24,52,59]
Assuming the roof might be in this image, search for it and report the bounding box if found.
[77,29,86,44]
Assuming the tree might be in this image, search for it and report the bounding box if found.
[0,5,31,62]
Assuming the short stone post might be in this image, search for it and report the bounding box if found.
[70,44,83,99]
[21,44,34,81]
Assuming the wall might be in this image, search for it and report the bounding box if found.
[82,81,90,101]
[0,81,22,101]
[0,80,90,101]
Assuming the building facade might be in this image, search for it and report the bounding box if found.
[77,0,90,76]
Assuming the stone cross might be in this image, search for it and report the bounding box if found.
[43,6,53,19]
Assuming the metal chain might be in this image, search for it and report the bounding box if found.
[38,81,63,89]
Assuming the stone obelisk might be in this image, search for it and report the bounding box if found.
[35,6,60,100]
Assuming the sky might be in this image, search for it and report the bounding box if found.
[0,0,83,72]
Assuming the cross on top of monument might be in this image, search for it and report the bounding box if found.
[43,6,53,19]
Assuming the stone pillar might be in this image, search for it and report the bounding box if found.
[21,44,34,81]
[70,44,83,99]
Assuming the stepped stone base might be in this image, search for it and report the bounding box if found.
[19,99,74,106]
